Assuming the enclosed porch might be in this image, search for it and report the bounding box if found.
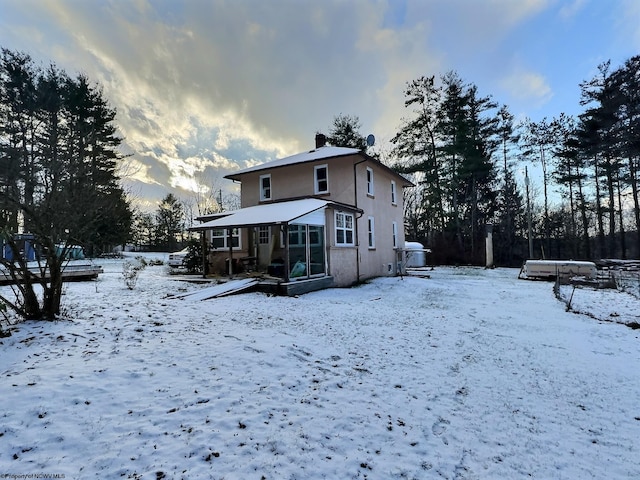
[191,198,356,295]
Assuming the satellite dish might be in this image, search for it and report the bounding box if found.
[366,134,375,147]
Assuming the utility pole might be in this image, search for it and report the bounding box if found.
[525,166,533,258]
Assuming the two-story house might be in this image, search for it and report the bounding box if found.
[192,134,413,294]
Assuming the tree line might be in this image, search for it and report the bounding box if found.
[129,185,240,252]
[0,48,131,318]
[130,193,193,252]
[557,58,640,261]
[382,57,640,265]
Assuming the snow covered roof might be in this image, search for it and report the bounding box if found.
[194,211,232,222]
[225,146,360,180]
[190,198,356,230]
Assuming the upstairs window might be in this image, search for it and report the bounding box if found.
[391,180,397,205]
[335,211,354,246]
[260,174,271,201]
[314,164,329,194]
[366,167,374,196]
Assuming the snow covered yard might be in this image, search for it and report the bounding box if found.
[558,281,640,328]
[1,258,639,479]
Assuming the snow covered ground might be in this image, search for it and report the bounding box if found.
[1,255,639,479]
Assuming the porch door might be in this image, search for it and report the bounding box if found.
[309,225,325,275]
[288,224,325,279]
[256,226,272,268]
[288,224,308,278]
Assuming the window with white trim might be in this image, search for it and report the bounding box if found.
[210,228,240,250]
[392,221,398,248]
[258,226,270,244]
[366,167,374,196]
[314,164,329,194]
[335,211,354,246]
[368,216,375,249]
[391,180,397,205]
[259,174,271,201]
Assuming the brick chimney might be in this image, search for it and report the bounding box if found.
[315,133,327,149]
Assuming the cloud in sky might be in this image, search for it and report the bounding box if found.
[1,0,638,211]
[558,0,586,20]
[618,0,640,50]
[500,67,553,114]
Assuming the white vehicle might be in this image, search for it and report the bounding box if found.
[168,248,189,267]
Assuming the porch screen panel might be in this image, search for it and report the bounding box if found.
[309,226,325,275]
[288,224,308,278]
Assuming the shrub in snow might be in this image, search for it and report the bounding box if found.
[0,301,9,337]
[184,239,203,274]
[122,257,147,290]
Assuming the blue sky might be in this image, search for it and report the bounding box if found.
[1,0,639,211]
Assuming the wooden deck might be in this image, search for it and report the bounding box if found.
[173,273,335,298]
[255,275,334,296]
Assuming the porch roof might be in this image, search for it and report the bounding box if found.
[189,198,358,230]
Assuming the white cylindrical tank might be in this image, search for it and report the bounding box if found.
[405,241,426,267]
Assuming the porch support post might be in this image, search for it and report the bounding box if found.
[200,231,207,278]
[304,224,310,280]
[227,229,233,277]
[283,223,290,282]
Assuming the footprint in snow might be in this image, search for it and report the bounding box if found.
[432,417,450,436]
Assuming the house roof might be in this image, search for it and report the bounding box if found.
[225,146,360,181]
[189,198,360,231]
[224,145,414,187]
